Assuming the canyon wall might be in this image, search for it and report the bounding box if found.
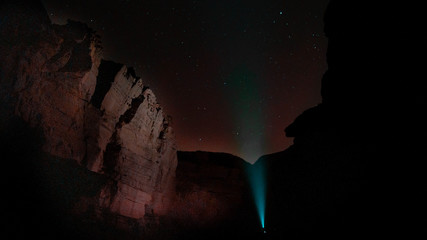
[0,1,177,221]
[85,60,177,219]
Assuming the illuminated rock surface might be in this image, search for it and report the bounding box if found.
[1,2,254,239]
[1,0,176,224]
[85,60,177,219]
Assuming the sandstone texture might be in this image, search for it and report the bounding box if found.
[86,60,177,219]
[1,1,177,221]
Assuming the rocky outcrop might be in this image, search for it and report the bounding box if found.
[85,60,177,219]
[256,1,427,238]
[0,0,177,223]
[13,20,100,162]
[1,3,256,238]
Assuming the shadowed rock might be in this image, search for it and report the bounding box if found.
[257,1,427,238]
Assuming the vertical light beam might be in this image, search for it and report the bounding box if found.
[225,65,267,228]
[247,160,266,228]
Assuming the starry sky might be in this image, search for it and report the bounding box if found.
[42,0,329,163]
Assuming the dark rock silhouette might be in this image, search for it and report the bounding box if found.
[257,1,427,238]
[173,151,252,226]
[164,151,261,240]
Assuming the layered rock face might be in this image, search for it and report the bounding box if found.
[85,60,177,218]
[0,0,177,221]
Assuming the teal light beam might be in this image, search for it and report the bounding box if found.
[247,161,266,228]
[224,65,267,228]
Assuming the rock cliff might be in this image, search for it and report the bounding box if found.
[85,60,177,219]
[1,0,177,223]
[1,2,255,239]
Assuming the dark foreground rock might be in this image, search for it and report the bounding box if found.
[257,1,427,238]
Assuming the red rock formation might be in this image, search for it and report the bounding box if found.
[13,20,101,162]
[1,2,257,238]
[86,60,177,219]
[0,1,177,221]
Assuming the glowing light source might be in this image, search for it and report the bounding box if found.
[225,65,267,229]
[246,160,266,229]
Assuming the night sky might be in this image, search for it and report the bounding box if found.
[42,0,329,163]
